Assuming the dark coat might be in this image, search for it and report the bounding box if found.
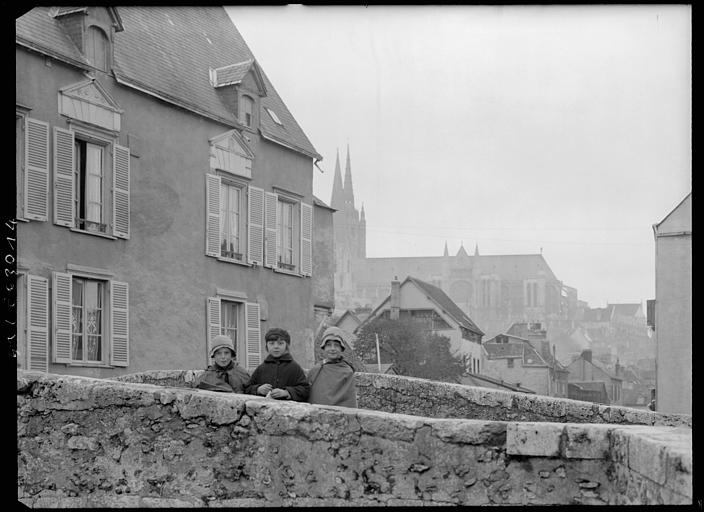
[196,361,250,393]
[245,352,310,401]
[307,358,357,408]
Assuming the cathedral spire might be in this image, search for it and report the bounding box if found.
[343,143,355,208]
[360,202,366,222]
[443,241,449,257]
[474,243,479,256]
[330,148,344,210]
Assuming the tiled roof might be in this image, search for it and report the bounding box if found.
[15,7,91,69]
[16,7,321,160]
[483,342,524,359]
[609,303,641,317]
[581,306,613,322]
[313,195,335,211]
[213,60,255,87]
[460,373,535,394]
[407,277,484,336]
[569,380,608,393]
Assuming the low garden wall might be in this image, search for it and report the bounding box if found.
[17,370,692,507]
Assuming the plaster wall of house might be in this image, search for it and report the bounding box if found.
[654,213,691,415]
[16,46,318,375]
[481,359,551,396]
[312,202,335,317]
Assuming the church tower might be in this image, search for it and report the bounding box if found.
[331,145,366,311]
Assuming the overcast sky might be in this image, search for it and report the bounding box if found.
[225,5,691,308]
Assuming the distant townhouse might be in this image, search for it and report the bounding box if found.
[565,349,623,405]
[357,277,485,373]
[15,7,328,376]
[481,333,556,397]
[652,193,691,414]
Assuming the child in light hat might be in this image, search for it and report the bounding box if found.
[196,334,250,393]
[307,326,358,408]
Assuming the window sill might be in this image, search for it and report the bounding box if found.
[64,362,114,368]
[273,267,302,278]
[216,256,252,267]
[70,227,117,240]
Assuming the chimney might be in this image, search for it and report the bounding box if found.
[390,277,400,320]
[581,349,592,363]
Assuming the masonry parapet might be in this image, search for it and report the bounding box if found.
[18,370,692,506]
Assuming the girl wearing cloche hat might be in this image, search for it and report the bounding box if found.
[307,326,358,408]
[196,334,251,393]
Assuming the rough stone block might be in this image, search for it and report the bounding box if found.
[506,422,563,457]
[563,424,612,459]
[431,419,506,446]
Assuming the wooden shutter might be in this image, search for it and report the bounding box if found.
[51,272,73,364]
[300,202,313,276]
[247,186,264,265]
[245,302,261,369]
[24,118,50,221]
[264,191,278,268]
[112,144,130,239]
[205,174,221,257]
[110,280,129,366]
[206,296,221,355]
[53,128,75,227]
[27,275,49,371]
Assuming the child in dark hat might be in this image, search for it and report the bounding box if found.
[245,327,310,401]
[307,326,357,408]
[196,335,251,393]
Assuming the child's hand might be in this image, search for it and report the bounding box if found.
[257,384,273,396]
[269,388,290,400]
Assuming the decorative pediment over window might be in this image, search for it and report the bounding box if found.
[209,130,255,179]
[209,59,267,97]
[59,79,123,131]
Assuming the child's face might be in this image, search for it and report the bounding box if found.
[213,347,234,367]
[322,339,343,361]
[266,338,288,358]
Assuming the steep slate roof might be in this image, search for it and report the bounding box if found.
[408,277,484,336]
[483,334,549,367]
[609,303,642,317]
[15,7,92,70]
[313,195,335,211]
[581,306,614,323]
[16,7,321,160]
[483,343,524,359]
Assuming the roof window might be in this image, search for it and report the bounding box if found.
[265,107,283,126]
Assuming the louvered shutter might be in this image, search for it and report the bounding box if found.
[245,302,261,369]
[27,275,49,371]
[264,192,278,268]
[24,118,50,221]
[248,186,264,265]
[300,202,313,276]
[53,128,75,227]
[112,144,130,239]
[110,280,129,367]
[206,296,221,356]
[51,272,73,364]
[205,174,221,257]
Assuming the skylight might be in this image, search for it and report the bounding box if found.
[265,107,283,126]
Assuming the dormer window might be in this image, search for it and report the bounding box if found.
[240,95,254,128]
[85,26,109,72]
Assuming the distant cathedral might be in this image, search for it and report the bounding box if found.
[330,145,366,305]
[330,145,580,337]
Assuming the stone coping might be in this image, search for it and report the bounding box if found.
[113,369,691,427]
[17,370,693,505]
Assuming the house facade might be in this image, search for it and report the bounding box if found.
[358,277,485,373]
[481,333,555,397]
[15,7,327,377]
[565,349,623,405]
[652,193,691,414]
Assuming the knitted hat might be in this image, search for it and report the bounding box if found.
[319,326,346,351]
[264,327,291,345]
[210,335,235,358]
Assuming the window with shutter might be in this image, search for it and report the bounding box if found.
[248,186,264,265]
[50,270,128,367]
[27,275,49,372]
[112,144,130,239]
[54,128,75,227]
[245,302,262,369]
[300,202,313,276]
[206,174,250,264]
[264,192,278,268]
[24,118,50,221]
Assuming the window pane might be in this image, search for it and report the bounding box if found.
[220,301,239,354]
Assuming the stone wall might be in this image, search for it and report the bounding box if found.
[18,370,692,507]
[116,369,691,427]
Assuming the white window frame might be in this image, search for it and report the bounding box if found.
[207,292,261,371]
[240,94,255,128]
[74,137,107,234]
[219,178,247,262]
[85,25,110,72]
[52,267,129,368]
